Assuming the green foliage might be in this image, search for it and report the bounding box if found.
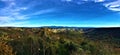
[0,28,118,55]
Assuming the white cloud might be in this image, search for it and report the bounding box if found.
[82,0,105,2]
[0,0,56,27]
[0,21,29,27]
[109,4,120,8]
[61,0,72,2]
[108,7,120,11]
[94,0,105,2]
[0,0,14,2]
[104,0,120,12]
[28,8,56,16]
[66,0,72,2]
[0,16,14,22]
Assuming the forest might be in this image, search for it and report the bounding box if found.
[0,27,120,55]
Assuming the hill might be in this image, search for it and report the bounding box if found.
[0,27,120,55]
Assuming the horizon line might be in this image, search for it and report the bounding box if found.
[0,25,120,28]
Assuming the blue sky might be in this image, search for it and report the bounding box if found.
[0,0,120,27]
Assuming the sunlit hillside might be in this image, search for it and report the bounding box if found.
[0,27,120,55]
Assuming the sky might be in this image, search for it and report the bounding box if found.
[0,0,120,27]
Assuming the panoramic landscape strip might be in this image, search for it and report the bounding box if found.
[0,27,120,55]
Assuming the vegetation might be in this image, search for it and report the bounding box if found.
[0,37,15,55]
[0,27,119,55]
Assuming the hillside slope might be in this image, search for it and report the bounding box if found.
[0,27,119,55]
